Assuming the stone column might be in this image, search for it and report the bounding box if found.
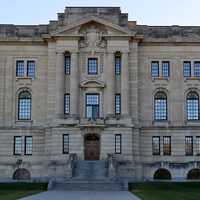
[55,51,65,118]
[121,52,129,116]
[70,52,79,117]
[105,52,115,117]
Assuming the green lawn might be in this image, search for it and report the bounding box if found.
[129,182,200,200]
[0,182,48,200]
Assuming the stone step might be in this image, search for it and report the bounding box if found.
[52,181,127,191]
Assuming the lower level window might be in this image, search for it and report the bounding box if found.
[115,134,122,154]
[86,94,99,119]
[196,136,200,156]
[163,136,171,155]
[185,136,193,156]
[14,136,22,155]
[14,136,32,156]
[25,136,33,155]
[63,134,69,154]
[152,136,160,155]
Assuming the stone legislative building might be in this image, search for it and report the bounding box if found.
[0,6,200,182]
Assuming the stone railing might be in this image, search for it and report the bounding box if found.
[107,153,116,179]
[67,153,78,178]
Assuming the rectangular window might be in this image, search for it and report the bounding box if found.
[86,94,99,119]
[88,58,98,75]
[115,94,121,115]
[64,54,71,75]
[25,136,33,155]
[27,61,35,79]
[16,61,25,77]
[152,136,160,155]
[163,136,171,155]
[115,55,121,75]
[64,94,70,114]
[185,136,193,156]
[151,61,159,78]
[63,134,69,154]
[155,98,167,121]
[183,61,191,78]
[14,136,22,155]
[196,136,200,156]
[115,134,122,154]
[162,61,170,77]
[194,62,200,77]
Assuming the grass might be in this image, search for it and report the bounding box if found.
[129,182,200,200]
[0,182,48,200]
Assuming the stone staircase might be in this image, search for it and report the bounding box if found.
[50,160,127,191]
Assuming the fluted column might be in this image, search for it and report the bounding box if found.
[121,52,129,116]
[105,52,115,117]
[70,52,79,117]
[55,51,65,118]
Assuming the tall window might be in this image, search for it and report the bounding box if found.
[162,61,170,77]
[18,91,31,120]
[152,136,160,155]
[115,134,122,154]
[27,61,35,79]
[151,61,159,78]
[63,134,69,154]
[187,92,199,121]
[183,61,191,78]
[115,53,121,75]
[14,136,22,155]
[64,94,70,114]
[196,137,200,156]
[154,92,167,121]
[185,136,193,156]
[163,136,171,155]
[115,94,121,115]
[194,62,200,77]
[16,61,25,77]
[64,53,71,75]
[86,94,99,119]
[25,136,33,155]
[88,58,98,75]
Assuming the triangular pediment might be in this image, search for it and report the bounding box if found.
[50,16,131,37]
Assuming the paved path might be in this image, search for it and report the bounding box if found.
[19,191,140,200]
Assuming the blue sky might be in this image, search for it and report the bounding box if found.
[0,0,199,26]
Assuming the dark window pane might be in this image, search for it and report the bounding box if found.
[196,137,200,155]
[63,134,69,154]
[163,136,171,155]
[18,91,31,120]
[64,54,71,75]
[115,134,121,154]
[86,94,99,119]
[152,136,160,155]
[187,92,199,120]
[88,58,98,75]
[14,136,22,155]
[25,136,32,155]
[151,61,159,78]
[154,92,167,120]
[27,61,35,79]
[64,94,70,114]
[162,61,170,77]
[115,94,121,115]
[185,136,193,155]
[115,54,121,75]
[183,61,191,77]
[16,61,24,77]
[194,62,200,77]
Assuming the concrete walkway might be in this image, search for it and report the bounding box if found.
[19,191,140,200]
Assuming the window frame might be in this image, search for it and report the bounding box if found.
[63,134,69,154]
[115,134,122,154]
[64,53,71,75]
[151,61,159,78]
[162,61,170,78]
[185,136,193,156]
[115,94,121,115]
[163,136,171,156]
[24,136,33,156]
[64,93,70,115]
[16,60,25,78]
[183,61,191,78]
[87,58,98,75]
[152,136,160,156]
[115,53,121,75]
[27,60,36,80]
[14,136,22,156]
[196,136,200,156]
[194,61,200,77]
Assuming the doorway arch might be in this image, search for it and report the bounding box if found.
[84,134,100,160]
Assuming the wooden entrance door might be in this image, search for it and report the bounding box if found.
[84,134,100,160]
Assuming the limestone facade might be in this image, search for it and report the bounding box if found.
[0,7,200,181]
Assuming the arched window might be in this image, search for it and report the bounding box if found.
[18,91,31,120]
[154,92,167,121]
[187,168,200,180]
[187,92,199,121]
[115,52,121,75]
[153,168,171,180]
[64,52,71,75]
